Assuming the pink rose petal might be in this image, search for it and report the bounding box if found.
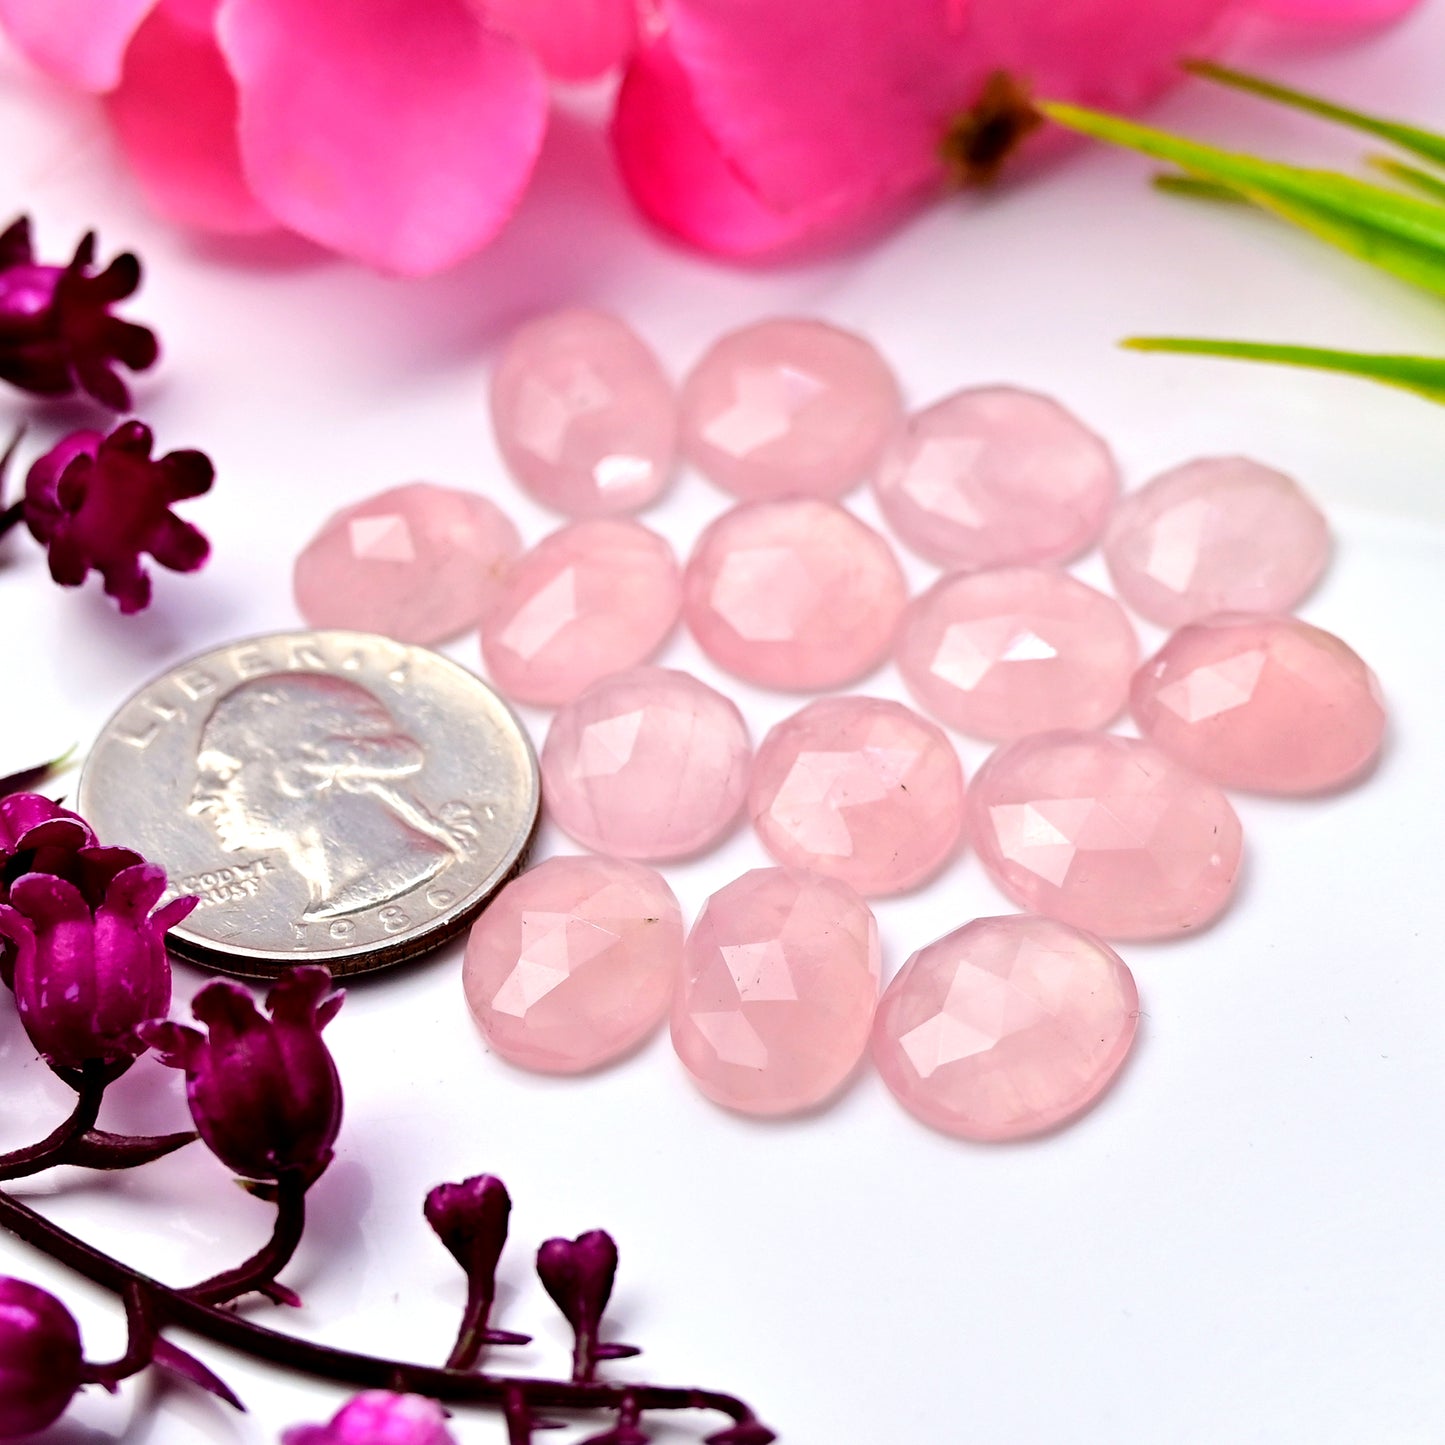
[1236,0,1422,26]
[0,0,158,91]
[106,0,274,235]
[216,0,549,275]
[485,0,638,80]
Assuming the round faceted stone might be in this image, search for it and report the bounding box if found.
[489,309,676,516]
[897,567,1138,740]
[967,730,1243,940]
[463,855,682,1074]
[683,498,907,689]
[482,519,682,706]
[678,317,902,501]
[294,482,521,644]
[542,667,751,860]
[871,387,1119,569]
[872,914,1139,1141]
[748,696,965,895]
[671,867,881,1115]
[1131,614,1386,794]
[1104,456,1330,627]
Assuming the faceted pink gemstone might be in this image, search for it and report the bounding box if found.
[294,482,521,644]
[481,519,682,706]
[683,498,907,689]
[1104,456,1330,627]
[463,855,682,1074]
[541,666,751,859]
[678,318,902,501]
[871,387,1119,569]
[671,867,880,1115]
[748,696,965,895]
[872,914,1139,1141]
[968,730,1243,939]
[1131,614,1386,794]
[896,567,1138,740]
[490,309,676,516]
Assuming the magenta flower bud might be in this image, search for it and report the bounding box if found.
[0,859,193,1071]
[281,1391,457,1445]
[141,967,344,1185]
[0,794,96,990]
[425,1174,511,1285]
[23,420,212,615]
[0,1277,83,1438]
[0,216,157,410]
[537,1230,637,1382]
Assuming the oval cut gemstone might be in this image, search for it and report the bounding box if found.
[294,482,521,644]
[872,914,1139,1141]
[1131,614,1386,793]
[671,867,880,1115]
[683,498,907,689]
[871,387,1118,569]
[489,308,676,516]
[896,567,1138,740]
[967,730,1243,939]
[463,855,682,1074]
[541,666,751,859]
[1104,456,1330,627]
[748,696,965,895]
[481,518,681,706]
[678,317,902,501]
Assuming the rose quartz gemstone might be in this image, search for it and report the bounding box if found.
[897,567,1138,740]
[481,519,681,706]
[490,309,676,516]
[683,498,907,689]
[871,387,1119,569]
[294,482,521,644]
[1131,614,1386,794]
[872,914,1139,1141]
[671,867,881,1115]
[1104,457,1330,627]
[542,666,751,859]
[463,855,682,1074]
[968,730,1243,939]
[748,696,965,895]
[678,318,902,501]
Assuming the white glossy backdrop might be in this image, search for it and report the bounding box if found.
[1,11,1444,1444]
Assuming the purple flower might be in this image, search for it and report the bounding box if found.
[281,1391,458,1445]
[141,967,344,1185]
[0,216,158,410]
[24,420,212,614]
[0,794,97,991]
[425,1174,511,1293]
[537,1230,637,1382]
[0,1277,83,1437]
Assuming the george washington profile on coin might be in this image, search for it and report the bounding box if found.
[188,673,475,922]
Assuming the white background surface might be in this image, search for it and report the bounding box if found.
[2,10,1444,1443]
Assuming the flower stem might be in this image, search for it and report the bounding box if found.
[81,1282,157,1389]
[0,1061,107,1180]
[180,1170,308,1307]
[445,1279,529,1372]
[0,500,23,541]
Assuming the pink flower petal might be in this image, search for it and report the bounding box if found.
[0,0,158,91]
[484,0,638,80]
[1235,0,1423,27]
[216,0,549,275]
[105,0,275,235]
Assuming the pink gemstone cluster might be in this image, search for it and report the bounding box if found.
[294,310,1386,1143]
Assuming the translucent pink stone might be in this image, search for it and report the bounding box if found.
[481,519,681,706]
[748,696,965,895]
[463,855,682,1074]
[967,730,1243,940]
[683,498,907,689]
[896,567,1138,741]
[678,318,902,501]
[541,666,751,860]
[293,482,521,644]
[489,309,676,516]
[871,388,1119,569]
[872,914,1139,1141]
[1104,456,1330,627]
[671,867,880,1115]
[1131,614,1386,794]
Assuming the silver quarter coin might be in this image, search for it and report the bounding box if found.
[77,630,540,979]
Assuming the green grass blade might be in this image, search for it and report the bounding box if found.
[1184,61,1445,171]
[1152,173,1250,203]
[1122,337,1445,404]
[1368,155,1445,205]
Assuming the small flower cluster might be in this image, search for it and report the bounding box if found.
[0,215,210,613]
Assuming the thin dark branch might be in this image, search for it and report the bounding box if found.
[0,1063,106,1181]
[81,1282,157,1388]
[179,1171,308,1307]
